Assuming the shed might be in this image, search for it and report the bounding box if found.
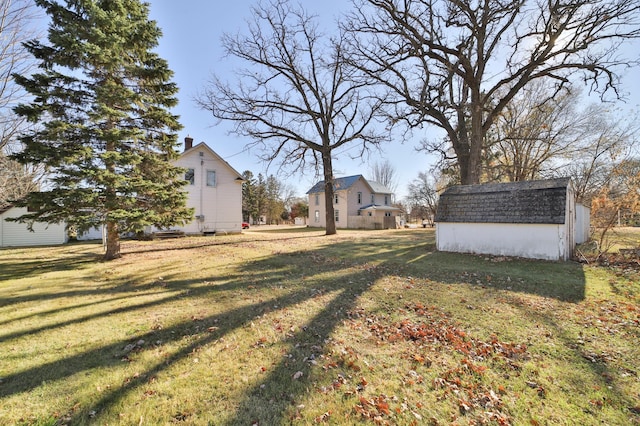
[435,178,588,261]
[0,206,68,248]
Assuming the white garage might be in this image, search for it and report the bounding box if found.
[0,206,67,247]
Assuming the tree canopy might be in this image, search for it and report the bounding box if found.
[0,0,42,208]
[345,0,640,185]
[198,0,390,235]
[11,0,192,259]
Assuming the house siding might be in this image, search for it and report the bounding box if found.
[1,207,67,247]
[173,144,243,234]
[307,175,399,229]
[345,179,371,226]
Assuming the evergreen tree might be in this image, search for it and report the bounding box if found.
[11,0,192,260]
[241,170,259,224]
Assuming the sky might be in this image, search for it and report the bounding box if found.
[146,0,441,199]
[34,1,640,200]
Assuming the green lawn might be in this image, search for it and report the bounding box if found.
[0,228,638,425]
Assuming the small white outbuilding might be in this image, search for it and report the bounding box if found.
[0,206,68,247]
[435,178,590,261]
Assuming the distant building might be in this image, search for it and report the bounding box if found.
[0,205,68,247]
[307,175,401,229]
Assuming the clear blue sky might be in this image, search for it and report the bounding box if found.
[146,0,440,199]
[146,1,640,200]
[26,1,640,200]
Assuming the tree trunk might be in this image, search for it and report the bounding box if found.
[468,103,484,185]
[104,219,121,260]
[322,150,336,235]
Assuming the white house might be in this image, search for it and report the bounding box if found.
[307,175,401,229]
[0,205,68,247]
[80,137,244,239]
[435,178,590,261]
[168,136,244,235]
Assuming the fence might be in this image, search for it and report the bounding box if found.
[347,215,399,230]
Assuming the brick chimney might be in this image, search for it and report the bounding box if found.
[184,135,194,151]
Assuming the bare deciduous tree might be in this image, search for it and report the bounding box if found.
[0,155,40,209]
[406,171,439,226]
[563,106,639,203]
[0,0,41,207]
[369,159,398,195]
[485,83,581,182]
[345,0,640,185]
[590,158,640,253]
[198,0,389,235]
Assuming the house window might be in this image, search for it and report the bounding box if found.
[384,195,389,205]
[371,194,375,204]
[385,212,391,217]
[185,168,195,185]
[314,210,320,223]
[334,209,339,222]
[368,212,372,217]
[357,192,362,204]
[334,194,339,204]
[315,194,319,205]
[206,170,216,187]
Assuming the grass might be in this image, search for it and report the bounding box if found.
[0,227,638,425]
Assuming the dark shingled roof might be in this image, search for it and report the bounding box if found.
[435,178,571,224]
[306,175,393,195]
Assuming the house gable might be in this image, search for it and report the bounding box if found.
[435,178,570,225]
[168,139,244,234]
[180,142,244,181]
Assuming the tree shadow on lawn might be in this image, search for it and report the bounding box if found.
[0,248,99,284]
[0,231,588,424]
[0,239,378,424]
[505,296,640,421]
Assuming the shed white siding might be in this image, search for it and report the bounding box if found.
[575,204,591,244]
[0,207,67,247]
[77,225,104,241]
[436,222,568,261]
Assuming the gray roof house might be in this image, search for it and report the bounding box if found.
[307,175,401,229]
[435,178,590,261]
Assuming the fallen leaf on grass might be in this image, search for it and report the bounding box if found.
[314,411,331,423]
